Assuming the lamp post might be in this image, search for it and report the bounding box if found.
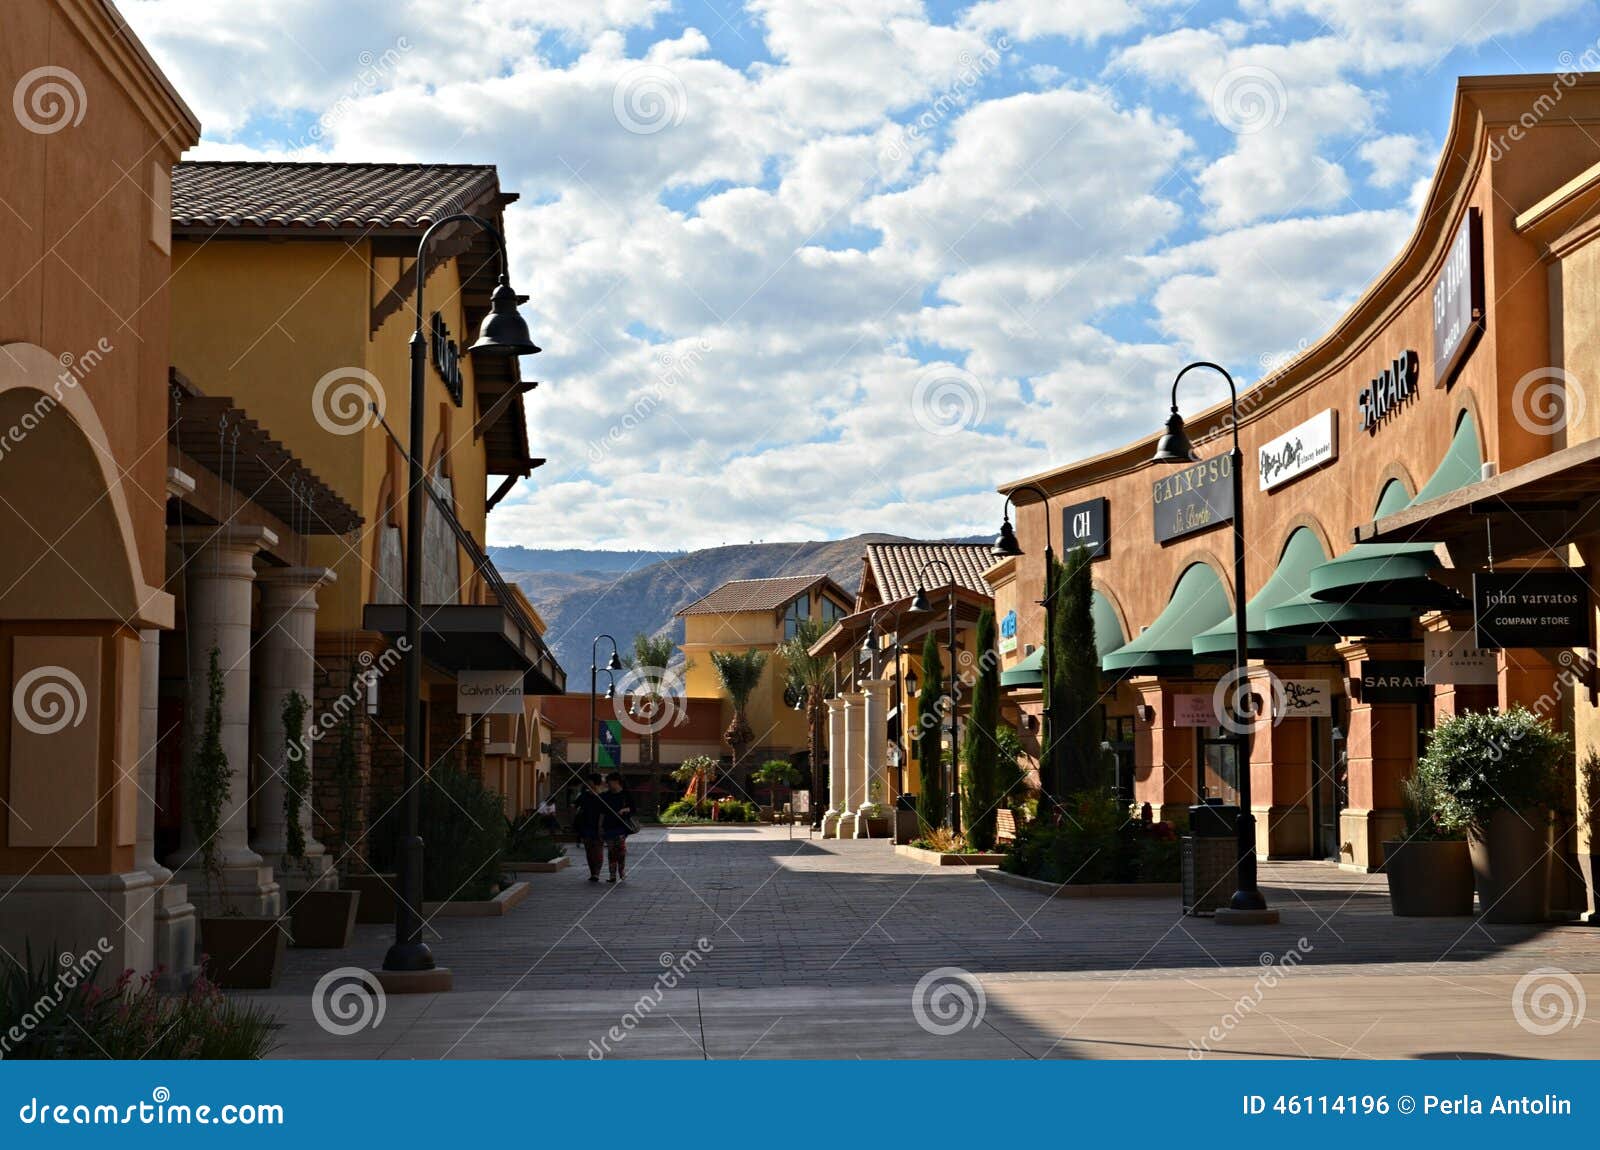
[1150,361,1271,918]
[991,482,1056,802]
[861,604,907,796]
[590,635,623,776]
[910,559,960,832]
[384,214,539,978]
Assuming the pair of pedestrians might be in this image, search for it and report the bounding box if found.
[574,772,636,883]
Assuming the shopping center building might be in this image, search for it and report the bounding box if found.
[992,74,1600,917]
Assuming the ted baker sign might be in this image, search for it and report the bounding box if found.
[1258,410,1337,491]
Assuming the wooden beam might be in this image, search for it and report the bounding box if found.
[473,380,537,442]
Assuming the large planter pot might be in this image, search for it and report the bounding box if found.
[199,916,286,989]
[861,815,892,839]
[289,889,360,948]
[1470,808,1553,924]
[345,872,398,924]
[1381,839,1474,916]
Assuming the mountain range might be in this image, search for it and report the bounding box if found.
[491,534,984,677]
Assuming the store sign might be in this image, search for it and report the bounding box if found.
[596,719,623,767]
[1277,679,1331,718]
[1173,694,1217,727]
[1423,629,1497,685]
[999,609,1018,655]
[430,311,465,406]
[1062,497,1109,559]
[457,669,523,715]
[1258,410,1337,491]
[1152,454,1234,543]
[1432,208,1485,389]
[1356,660,1427,704]
[1357,350,1419,434]
[1473,570,1590,650]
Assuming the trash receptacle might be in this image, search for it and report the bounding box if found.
[1182,803,1239,916]
[894,793,919,845]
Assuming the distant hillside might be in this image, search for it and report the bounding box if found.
[493,535,985,677]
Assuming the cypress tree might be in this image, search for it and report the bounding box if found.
[1055,543,1105,794]
[915,632,947,831]
[961,608,1001,849]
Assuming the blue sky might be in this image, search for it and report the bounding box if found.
[124,0,1597,550]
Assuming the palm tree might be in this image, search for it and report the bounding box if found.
[710,648,768,778]
[778,618,832,816]
[624,632,687,811]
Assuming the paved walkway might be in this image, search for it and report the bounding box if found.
[248,826,1600,1059]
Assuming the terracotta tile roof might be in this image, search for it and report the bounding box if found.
[675,574,834,617]
[171,162,502,234]
[864,542,994,603]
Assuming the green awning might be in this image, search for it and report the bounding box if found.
[1191,527,1329,656]
[1000,645,1042,688]
[1305,412,1480,609]
[1103,563,1229,675]
[999,592,1125,688]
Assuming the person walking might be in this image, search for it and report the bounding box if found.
[574,772,607,883]
[600,771,636,883]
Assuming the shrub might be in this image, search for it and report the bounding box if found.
[1001,789,1177,884]
[420,769,507,900]
[1398,772,1462,842]
[662,798,709,822]
[505,812,564,861]
[0,950,277,1059]
[910,827,968,853]
[1416,706,1571,836]
[715,799,758,823]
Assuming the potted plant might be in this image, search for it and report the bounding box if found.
[754,758,799,821]
[192,648,286,988]
[280,690,360,948]
[1382,772,1473,916]
[1583,751,1600,924]
[1419,706,1569,924]
[860,781,892,838]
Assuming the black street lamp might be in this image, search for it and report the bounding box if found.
[861,603,907,796]
[385,214,539,978]
[910,559,960,832]
[1151,361,1272,920]
[590,635,623,775]
[992,482,1056,803]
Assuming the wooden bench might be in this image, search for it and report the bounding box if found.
[996,809,1019,844]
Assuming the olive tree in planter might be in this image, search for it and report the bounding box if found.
[1382,773,1472,916]
[1418,706,1569,924]
[191,648,285,988]
[280,689,360,948]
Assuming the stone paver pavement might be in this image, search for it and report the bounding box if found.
[247,826,1600,1059]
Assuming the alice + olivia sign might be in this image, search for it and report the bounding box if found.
[1258,409,1337,491]
[1152,453,1234,544]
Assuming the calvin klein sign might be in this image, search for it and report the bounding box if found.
[1358,351,1419,434]
[1152,454,1234,544]
[1259,410,1337,491]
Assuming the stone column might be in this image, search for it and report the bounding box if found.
[167,525,280,916]
[836,691,865,839]
[822,698,846,838]
[1131,676,1201,826]
[1335,639,1419,872]
[253,567,337,891]
[855,679,889,836]
[1246,663,1320,859]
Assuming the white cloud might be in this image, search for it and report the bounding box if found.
[1358,133,1431,189]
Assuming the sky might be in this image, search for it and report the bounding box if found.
[122,0,1596,551]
